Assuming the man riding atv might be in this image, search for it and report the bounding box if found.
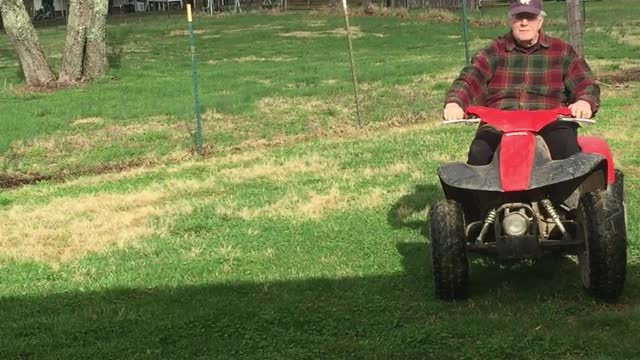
[430,0,626,301]
[444,0,599,166]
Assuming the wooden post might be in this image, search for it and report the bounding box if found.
[341,0,362,127]
[566,0,584,57]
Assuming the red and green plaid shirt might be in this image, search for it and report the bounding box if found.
[445,31,600,112]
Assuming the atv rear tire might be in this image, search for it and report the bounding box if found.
[608,169,625,204]
[429,200,469,301]
[577,190,627,301]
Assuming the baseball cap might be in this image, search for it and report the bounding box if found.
[509,0,543,16]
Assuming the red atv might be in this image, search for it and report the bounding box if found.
[430,106,627,301]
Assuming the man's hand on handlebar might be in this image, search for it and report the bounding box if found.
[443,103,465,121]
[568,100,593,119]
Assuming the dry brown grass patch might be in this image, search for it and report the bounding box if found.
[11,121,189,159]
[251,24,285,30]
[469,18,507,27]
[599,84,638,99]
[257,96,350,120]
[219,150,266,164]
[224,110,442,154]
[589,59,640,71]
[280,27,370,39]
[258,96,322,113]
[220,155,337,182]
[63,166,155,187]
[622,164,640,180]
[0,191,189,264]
[217,186,403,221]
[411,70,460,85]
[597,128,640,142]
[431,153,458,163]
[278,30,327,39]
[469,38,492,52]
[10,134,94,157]
[201,110,248,132]
[592,26,640,46]
[361,162,411,178]
[305,20,327,27]
[297,187,347,219]
[218,186,348,220]
[0,172,52,189]
[354,4,409,18]
[72,117,105,126]
[416,9,459,23]
[11,80,82,96]
[224,134,305,151]
[206,55,295,65]
[170,29,206,36]
[598,67,640,85]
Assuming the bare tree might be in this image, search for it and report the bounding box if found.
[0,0,109,88]
[84,0,109,80]
[0,0,56,86]
[59,0,109,83]
[59,0,91,83]
[566,0,584,57]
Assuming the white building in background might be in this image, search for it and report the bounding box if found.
[30,0,68,16]
[26,0,181,16]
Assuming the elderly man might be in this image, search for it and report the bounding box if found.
[443,0,600,165]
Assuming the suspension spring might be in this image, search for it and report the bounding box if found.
[476,209,496,245]
[540,199,568,238]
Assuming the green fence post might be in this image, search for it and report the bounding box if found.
[462,0,470,65]
[187,4,204,156]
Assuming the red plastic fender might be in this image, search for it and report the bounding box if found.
[500,131,536,192]
[578,136,615,184]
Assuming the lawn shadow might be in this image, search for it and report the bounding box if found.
[387,183,441,237]
[106,26,135,70]
[467,255,585,298]
[397,241,431,283]
[0,46,24,84]
[2,262,638,358]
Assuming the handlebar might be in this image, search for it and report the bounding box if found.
[443,117,595,125]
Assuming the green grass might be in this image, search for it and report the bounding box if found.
[1,1,640,358]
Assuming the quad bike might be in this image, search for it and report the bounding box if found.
[429,106,627,301]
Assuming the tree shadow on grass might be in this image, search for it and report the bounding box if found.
[467,255,587,298]
[107,26,135,70]
[0,46,25,84]
[1,261,638,359]
[387,183,441,236]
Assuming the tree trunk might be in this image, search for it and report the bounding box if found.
[84,0,109,80]
[59,0,91,83]
[0,0,55,86]
[566,0,584,57]
[59,0,109,83]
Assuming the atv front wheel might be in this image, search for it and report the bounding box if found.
[577,190,627,301]
[429,200,469,301]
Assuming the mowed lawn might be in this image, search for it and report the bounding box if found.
[1,1,640,358]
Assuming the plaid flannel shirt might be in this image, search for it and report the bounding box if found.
[445,31,600,112]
